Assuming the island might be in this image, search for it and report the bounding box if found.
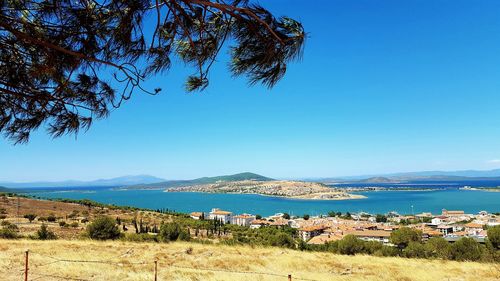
[165,179,365,200]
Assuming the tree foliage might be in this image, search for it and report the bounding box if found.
[23,213,37,223]
[0,0,305,143]
[159,222,190,242]
[390,227,422,249]
[37,223,57,240]
[450,237,484,261]
[337,235,364,255]
[86,216,121,240]
[488,225,500,249]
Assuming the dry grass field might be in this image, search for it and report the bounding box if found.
[0,239,499,281]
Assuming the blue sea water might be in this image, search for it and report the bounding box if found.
[24,186,500,216]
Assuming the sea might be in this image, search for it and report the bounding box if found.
[21,182,500,216]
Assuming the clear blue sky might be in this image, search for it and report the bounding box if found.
[2,0,500,182]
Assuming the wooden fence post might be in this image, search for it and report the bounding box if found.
[154,260,158,281]
[288,274,292,281]
[24,250,29,281]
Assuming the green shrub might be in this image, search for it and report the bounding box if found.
[59,221,67,227]
[403,241,426,258]
[374,245,399,257]
[425,237,451,259]
[123,233,158,242]
[338,235,364,255]
[270,233,295,248]
[47,214,57,222]
[70,222,79,228]
[450,237,484,261]
[0,222,19,239]
[487,225,500,249]
[37,223,57,240]
[86,216,121,240]
[390,227,422,249]
[23,214,37,223]
[159,222,190,242]
[363,240,383,254]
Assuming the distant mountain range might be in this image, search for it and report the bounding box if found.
[5,169,500,189]
[342,169,500,180]
[124,172,274,189]
[315,169,500,184]
[0,175,166,188]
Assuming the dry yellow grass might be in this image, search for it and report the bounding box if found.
[0,239,498,281]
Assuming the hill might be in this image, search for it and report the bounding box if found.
[356,177,400,184]
[124,172,274,189]
[0,175,166,188]
[333,168,500,181]
[0,240,496,281]
[167,180,365,200]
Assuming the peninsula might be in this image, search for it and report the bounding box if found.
[165,179,365,200]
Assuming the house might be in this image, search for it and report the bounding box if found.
[478,211,488,217]
[346,230,392,244]
[269,218,289,228]
[190,212,204,220]
[209,208,232,223]
[307,233,343,245]
[437,225,454,235]
[464,222,484,235]
[298,225,327,241]
[232,214,256,227]
[442,209,464,216]
[250,219,271,229]
[430,217,446,226]
[416,212,433,219]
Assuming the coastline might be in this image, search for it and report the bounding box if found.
[165,189,367,201]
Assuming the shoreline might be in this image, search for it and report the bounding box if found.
[165,190,367,201]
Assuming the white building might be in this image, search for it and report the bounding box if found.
[209,208,232,224]
[232,214,256,227]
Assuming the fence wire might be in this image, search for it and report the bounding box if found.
[24,250,325,281]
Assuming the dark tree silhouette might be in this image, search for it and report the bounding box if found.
[0,0,305,143]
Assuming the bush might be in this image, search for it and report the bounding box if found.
[70,222,79,228]
[390,227,422,249]
[363,240,383,254]
[47,214,57,222]
[270,233,295,248]
[403,242,426,258]
[425,237,451,259]
[59,221,67,227]
[375,214,387,223]
[24,214,37,223]
[338,235,364,255]
[37,223,57,240]
[0,222,19,239]
[0,214,6,220]
[487,225,500,249]
[450,237,484,261]
[86,216,121,240]
[374,245,399,257]
[159,222,190,242]
[122,233,158,242]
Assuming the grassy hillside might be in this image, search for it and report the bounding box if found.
[1,240,498,281]
[125,172,274,189]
